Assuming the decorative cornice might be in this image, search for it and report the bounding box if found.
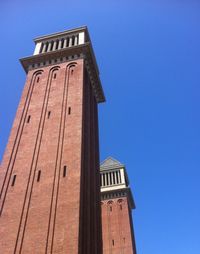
[34,26,88,43]
[101,187,135,209]
[20,32,105,103]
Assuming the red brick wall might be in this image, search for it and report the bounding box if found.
[101,196,136,254]
[0,59,102,254]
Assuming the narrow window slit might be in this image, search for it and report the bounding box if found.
[55,40,59,50]
[67,38,70,47]
[11,175,16,186]
[72,36,75,46]
[120,204,122,210]
[40,43,44,53]
[36,76,40,83]
[103,174,105,186]
[53,73,57,79]
[71,69,74,75]
[116,171,119,184]
[27,115,31,123]
[109,173,112,185]
[45,42,49,52]
[77,34,79,44]
[112,240,115,246]
[113,172,116,184]
[68,107,71,115]
[110,206,112,212]
[61,39,64,48]
[50,41,54,51]
[37,170,41,182]
[48,111,51,119]
[63,166,67,177]
[107,173,109,186]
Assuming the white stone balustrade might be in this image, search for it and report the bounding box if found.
[34,32,85,55]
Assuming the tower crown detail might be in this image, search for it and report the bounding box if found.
[20,26,105,103]
[100,157,137,253]
[100,157,129,192]
[33,27,87,55]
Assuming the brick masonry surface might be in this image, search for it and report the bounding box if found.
[0,59,102,254]
[101,197,137,254]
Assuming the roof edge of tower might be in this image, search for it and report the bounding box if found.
[100,156,125,170]
[20,42,105,103]
[101,187,136,209]
[33,26,88,43]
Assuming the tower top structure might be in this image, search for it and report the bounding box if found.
[100,157,137,253]
[100,157,135,209]
[20,26,105,103]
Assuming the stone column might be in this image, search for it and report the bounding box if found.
[33,42,42,55]
[69,37,72,47]
[42,43,47,53]
[111,172,114,185]
[74,35,78,46]
[120,168,125,184]
[101,174,103,187]
[105,173,108,186]
[117,170,121,183]
[52,41,57,51]
[63,38,67,48]
[58,40,62,49]
[108,173,110,186]
[78,32,85,44]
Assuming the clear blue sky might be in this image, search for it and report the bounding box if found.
[0,0,200,253]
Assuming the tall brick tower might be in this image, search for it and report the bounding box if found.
[100,157,137,254]
[0,27,105,254]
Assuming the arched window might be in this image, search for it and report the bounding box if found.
[107,200,113,212]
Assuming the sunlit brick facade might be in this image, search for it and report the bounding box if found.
[100,157,137,254]
[0,27,104,254]
[0,27,136,254]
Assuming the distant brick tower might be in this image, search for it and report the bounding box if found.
[0,27,105,254]
[100,157,137,254]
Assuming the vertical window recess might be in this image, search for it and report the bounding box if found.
[11,175,17,186]
[48,111,51,119]
[53,73,57,79]
[120,204,122,210]
[36,76,40,83]
[63,166,67,177]
[110,206,112,212]
[68,107,71,115]
[50,41,54,51]
[112,240,115,246]
[27,115,31,123]
[37,170,41,182]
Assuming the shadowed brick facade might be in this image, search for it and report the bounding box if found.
[0,27,105,254]
[100,157,137,254]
